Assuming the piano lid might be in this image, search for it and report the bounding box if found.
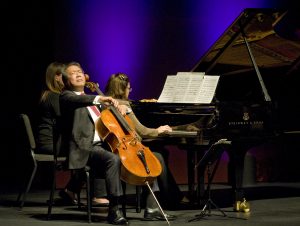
[192,8,300,76]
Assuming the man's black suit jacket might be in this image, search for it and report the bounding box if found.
[60,90,102,169]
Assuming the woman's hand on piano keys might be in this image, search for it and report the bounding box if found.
[157,125,172,134]
[186,125,201,131]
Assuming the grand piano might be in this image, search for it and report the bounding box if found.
[131,8,300,205]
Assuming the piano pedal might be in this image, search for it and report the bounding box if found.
[233,198,250,213]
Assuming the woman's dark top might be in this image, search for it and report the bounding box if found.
[36,91,60,154]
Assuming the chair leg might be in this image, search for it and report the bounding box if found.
[47,162,56,220]
[18,159,38,209]
[136,186,142,213]
[121,181,127,217]
[85,170,91,223]
[76,190,82,210]
[121,183,142,215]
[70,170,83,210]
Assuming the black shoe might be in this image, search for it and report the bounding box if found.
[107,209,129,225]
[143,208,176,221]
[58,190,78,205]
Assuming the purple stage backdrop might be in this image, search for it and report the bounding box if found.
[54,0,286,100]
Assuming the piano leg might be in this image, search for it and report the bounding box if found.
[227,143,247,204]
[185,145,207,205]
[186,149,194,197]
[196,162,206,205]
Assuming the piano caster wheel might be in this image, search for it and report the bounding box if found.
[233,198,250,212]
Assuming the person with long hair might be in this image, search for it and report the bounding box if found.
[105,73,189,214]
[37,62,65,155]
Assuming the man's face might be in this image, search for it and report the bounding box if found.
[66,65,86,90]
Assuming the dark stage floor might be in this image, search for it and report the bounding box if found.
[1,182,300,226]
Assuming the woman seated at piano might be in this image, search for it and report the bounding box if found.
[105,72,190,209]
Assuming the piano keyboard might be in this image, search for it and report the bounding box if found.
[160,130,198,137]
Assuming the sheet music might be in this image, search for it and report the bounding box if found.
[173,72,205,103]
[158,72,219,104]
[157,75,177,102]
[173,73,189,103]
[195,75,220,104]
[183,72,205,103]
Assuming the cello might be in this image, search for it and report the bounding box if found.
[86,81,171,225]
[85,81,162,186]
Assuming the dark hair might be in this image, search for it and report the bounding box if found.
[40,62,65,102]
[105,73,130,100]
[61,61,84,89]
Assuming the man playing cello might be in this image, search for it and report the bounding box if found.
[59,61,128,225]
